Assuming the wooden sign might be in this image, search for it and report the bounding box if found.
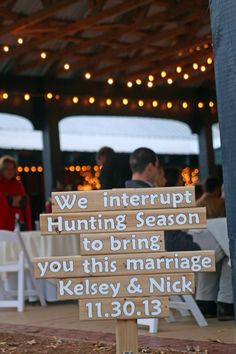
[34,251,215,279]
[34,185,216,354]
[79,296,169,320]
[40,207,206,235]
[57,273,195,300]
[51,186,196,213]
[80,231,165,255]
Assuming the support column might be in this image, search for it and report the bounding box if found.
[32,97,63,201]
[210,0,236,319]
[197,120,215,181]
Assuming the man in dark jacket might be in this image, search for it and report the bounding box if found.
[125,147,200,252]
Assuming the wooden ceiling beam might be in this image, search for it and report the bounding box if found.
[63,5,206,76]
[0,0,80,38]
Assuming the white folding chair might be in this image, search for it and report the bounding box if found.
[0,229,46,312]
[138,294,207,333]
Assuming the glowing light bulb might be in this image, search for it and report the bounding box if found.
[136,78,142,85]
[2,92,8,99]
[152,100,158,107]
[64,63,70,70]
[73,96,79,104]
[209,101,214,107]
[40,52,47,59]
[17,38,23,44]
[147,81,153,87]
[183,73,189,80]
[127,81,133,87]
[106,98,112,105]
[198,102,204,108]
[122,98,128,105]
[182,101,188,109]
[201,65,206,72]
[85,72,91,79]
[176,66,182,73]
[148,75,154,81]
[193,63,198,70]
[107,78,114,85]
[167,78,173,85]
[138,100,144,107]
[3,45,9,52]
[161,71,167,78]
[89,96,95,104]
[24,93,30,101]
[207,57,213,64]
[167,101,172,109]
[46,92,53,99]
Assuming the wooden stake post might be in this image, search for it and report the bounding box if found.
[34,187,216,354]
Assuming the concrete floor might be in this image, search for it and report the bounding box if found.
[0,302,235,344]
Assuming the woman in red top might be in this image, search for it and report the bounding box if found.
[0,155,32,231]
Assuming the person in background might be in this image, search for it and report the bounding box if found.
[125,148,200,252]
[96,146,131,189]
[164,167,184,187]
[163,168,234,321]
[155,164,167,187]
[194,183,204,201]
[126,148,234,320]
[0,155,32,231]
[196,176,226,218]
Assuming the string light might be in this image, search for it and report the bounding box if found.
[106,98,112,105]
[136,78,142,85]
[138,100,144,107]
[17,38,23,45]
[1,91,213,112]
[196,46,201,51]
[64,63,70,70]
[183,73,189,80]
[24,166,30,173]
[167,78,173,85]
[147,81,153,87]
[3,45,9,52]
[207,57,213,64]
[89,96,95,104]
[198,102,204,108]
[201,65,206,72]
[127,81,133,88]
[37,166,43,172]
[40,51,47,59]
[31,166,37,172]
[107,78,114,85]
[148,75,154,81]
[72,96,79,104]
[85,72,91,79]
[24,93,30,101]
[161,71,167,78]
[193,63,198,70]
[176,66,182,73]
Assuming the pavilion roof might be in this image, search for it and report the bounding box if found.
[0,0,213,88]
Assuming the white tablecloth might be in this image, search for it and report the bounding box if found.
[206,218,230,257]
[0,231,80,301]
